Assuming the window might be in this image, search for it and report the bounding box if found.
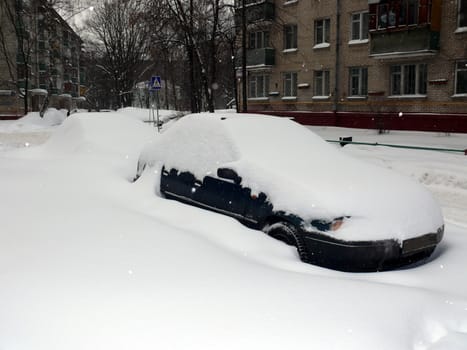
[377,0,420,29]
[284,25,297,49]
[455,60,467,94]
[249,74,270,98]
[349,67,368,96]
[459,0,467,28]
[283,72,297,97]
[351,12,369,41]
[390,63,427,95]
[314,70,330,96]
[249,31,270,49]
[315,19,330,45]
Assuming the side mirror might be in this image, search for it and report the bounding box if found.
[217,167,242,185]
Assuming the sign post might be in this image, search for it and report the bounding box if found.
[149,75,162,132]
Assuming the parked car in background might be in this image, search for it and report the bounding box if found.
[134,113,444,272]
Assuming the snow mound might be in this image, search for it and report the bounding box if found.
[20,108,67,127]
[1,109,67,133]
[43,113,155,159]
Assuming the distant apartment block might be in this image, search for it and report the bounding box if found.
[0,0,86,119]
[235,0,467,132]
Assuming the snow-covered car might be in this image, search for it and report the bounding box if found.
[135,113,444,272]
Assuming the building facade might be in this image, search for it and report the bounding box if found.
[0,0,86,119]
[236,0,467,132]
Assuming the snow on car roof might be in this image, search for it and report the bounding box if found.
[144,113,443,242]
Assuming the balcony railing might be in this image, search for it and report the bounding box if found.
[370,26,439,57]
[235,0,275,25]
[246,47,275,66]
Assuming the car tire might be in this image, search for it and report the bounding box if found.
[263,222,309,262]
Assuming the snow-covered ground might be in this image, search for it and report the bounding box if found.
[1,108,466,350]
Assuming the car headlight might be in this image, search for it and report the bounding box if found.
[330,217,344,231]
[311,216,347,232]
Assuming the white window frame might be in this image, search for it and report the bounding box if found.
[455,60,467,95]
[283,72,297,97]
[350,11,369,43]
[314,70,330,97]
[349,67,368,96]
[314,18,331,46]
[390,63,427,96]
[249,74,270,98]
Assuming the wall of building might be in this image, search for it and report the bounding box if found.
[240,0,467,132]
[0,0,84,119]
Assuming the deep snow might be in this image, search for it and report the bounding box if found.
[0,109,466,350]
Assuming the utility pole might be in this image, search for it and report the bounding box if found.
[334,0,341,113]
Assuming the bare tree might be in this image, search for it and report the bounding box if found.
[163,0,235,113]
[86,0,152,107]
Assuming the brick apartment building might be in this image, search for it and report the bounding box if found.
[236,0,467,132]
[0,0,86,119]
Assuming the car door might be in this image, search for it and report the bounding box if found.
[190,174,247,217]
[192,168,267,227]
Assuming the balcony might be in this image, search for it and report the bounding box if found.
[246,47,275,66]
[235,1,275,25]
[368,0,441,58]
[369,26,439,58]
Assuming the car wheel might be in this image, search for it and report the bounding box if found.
[263,222,309,262]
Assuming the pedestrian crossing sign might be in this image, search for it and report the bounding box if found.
[150,76,162,90]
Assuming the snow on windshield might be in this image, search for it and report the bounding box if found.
[140,114,240,177]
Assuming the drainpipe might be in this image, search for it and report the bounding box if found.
[241,0,248,112]
[333,0,341,113]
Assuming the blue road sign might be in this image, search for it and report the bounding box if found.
[150,76,162,90]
